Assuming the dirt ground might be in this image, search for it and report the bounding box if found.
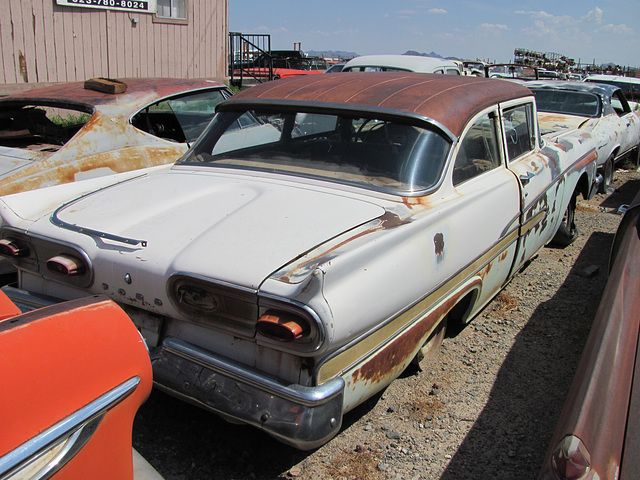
[133,167,640,480]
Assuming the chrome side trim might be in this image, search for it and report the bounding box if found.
[0,377,140,480]
[50,174,148,247]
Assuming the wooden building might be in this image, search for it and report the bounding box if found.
[0,0,228,94]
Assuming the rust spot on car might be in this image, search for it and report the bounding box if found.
[380,211,412,229]
[351,280,480,386]
[434,233,445,263]
[276,212,412,283]
[479,259,494,279]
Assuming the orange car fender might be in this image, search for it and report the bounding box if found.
[0,293,153,479]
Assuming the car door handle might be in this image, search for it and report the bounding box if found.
[520,171,535,185]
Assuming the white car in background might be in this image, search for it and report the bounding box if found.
[585,74,640,103]
[342,54,461,75]
[528,80,640,192]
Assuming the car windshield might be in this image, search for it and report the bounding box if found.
[178,110,451,194]
[532,89,600,117]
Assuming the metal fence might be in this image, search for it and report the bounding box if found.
[228,33,273,87]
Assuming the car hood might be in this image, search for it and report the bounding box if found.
[50,167,386,289]
[0,147,39,178]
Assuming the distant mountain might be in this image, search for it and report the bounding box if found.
[403,50,442,59]
[403,50,467,62]
[309,49,476,63]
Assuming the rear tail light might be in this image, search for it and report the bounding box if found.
[0,238,29,258]
[257,310,310,342]
[46,255,86,276]
[550,435,591,480]
[177,284,218,311]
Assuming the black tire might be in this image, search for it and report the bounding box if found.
[552,193,578,247]
[599,155,614,194]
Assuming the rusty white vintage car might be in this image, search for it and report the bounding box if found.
[0,292,160,479]
[0,77,232,197]
[527,80,640,193]
[0,73,600,449]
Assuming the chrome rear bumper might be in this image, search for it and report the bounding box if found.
[152,338,345,450]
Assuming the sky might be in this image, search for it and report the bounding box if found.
[230,1,640,68]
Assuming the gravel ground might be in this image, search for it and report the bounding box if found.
[133,167,640,480]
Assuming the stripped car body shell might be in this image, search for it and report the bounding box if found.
[539,189,640,480]
[0,73,600,449]
[0,78,232,196]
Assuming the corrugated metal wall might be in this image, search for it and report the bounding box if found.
[0,0,228,88]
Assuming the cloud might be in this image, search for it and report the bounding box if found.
[479,23,508,31]
[584,7,603,25]
[597,23,634,35]
[476,23,508,39]
[428,8,447,14]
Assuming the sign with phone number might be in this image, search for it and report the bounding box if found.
[56,0,156,13]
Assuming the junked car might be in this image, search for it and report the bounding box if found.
[0,292,159,479]
[0,73,600,449]
[0,77,232,196]
[528,80,640,193]
[585,74,640,102]
[538,188,640,480]
[342,54,461,74]
[484,63,539,80]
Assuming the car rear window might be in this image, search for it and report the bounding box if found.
[179,109,451,194]
[532,89,600,117]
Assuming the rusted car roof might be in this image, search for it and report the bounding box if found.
[224,72,531,137]
[0,78,225,112]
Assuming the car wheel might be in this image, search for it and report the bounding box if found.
[411,318,447,367]
[552,192,578,247]
[599,155,615,194]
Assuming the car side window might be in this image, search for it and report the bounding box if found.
[503,104,534,161]
[611,91,631,116]
[453,112,501,186]
[132,89,228,144]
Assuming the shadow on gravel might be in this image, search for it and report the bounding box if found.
[133,379,383,479]
[599,178,640,211]
[439,229,614,480]
[439,176,640,480]
[133,390,311,480]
